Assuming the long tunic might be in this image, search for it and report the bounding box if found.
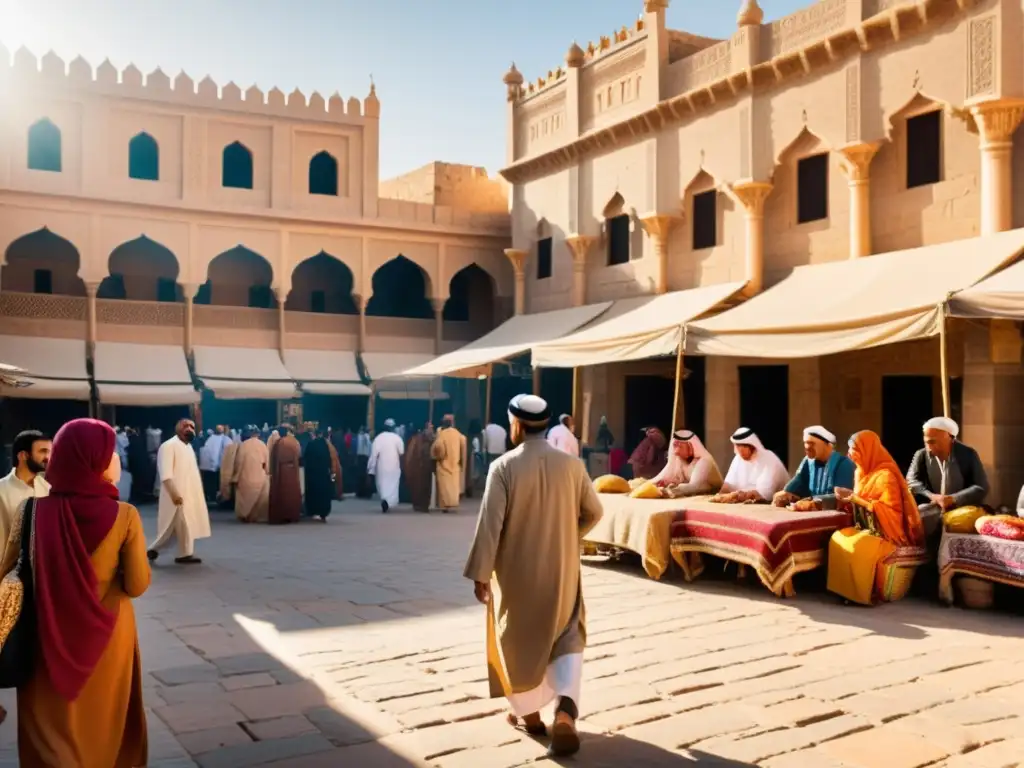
[326,441,344,499]
[233,437,270,523]
[368,432,404,507]
[218,442,239,502]
[269,435,302,524]
[155,436,212,545]
[303,438,334,518]
[10,501,150,767]
[431,427,466,510]
[464,434,603,699]
[405,433,434,512]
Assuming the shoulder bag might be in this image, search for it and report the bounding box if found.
[0,496,38,688]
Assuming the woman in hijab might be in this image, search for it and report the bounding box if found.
[2,418,150,766]
[627,427,668,481]
[828,430,926,606]
[303,431,335,522]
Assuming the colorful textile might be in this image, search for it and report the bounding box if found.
[847,431,924,547]
[826,526,897,605]
[938,531,1024,604]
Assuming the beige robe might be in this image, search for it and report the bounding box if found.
[218,442,239,502]
[431,427,466,509]
[233,437,270,523]
[265,431,281,469]
[464,434,603,698]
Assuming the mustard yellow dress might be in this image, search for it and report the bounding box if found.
[10,502,151,767]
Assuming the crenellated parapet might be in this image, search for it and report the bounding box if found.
[0,45,378,123]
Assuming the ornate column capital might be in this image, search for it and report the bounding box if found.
[431,297,446,314]
[273,284,291,304]
[564,234,596,272]
[966,97,1024,147]
[84,280,101,298]
[179,282,201,300]
[837,142,881,183]
[638,213,682,241]
[727,180,774,217]
[503,248,528,277]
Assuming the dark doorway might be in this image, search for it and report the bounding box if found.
[200,391,277,430]
[373,397,431,433]
[540,368,573,427]
[301,394,368,432]
[739,365,789,467]
[624,375,675,456]
[882,375,934,474]
[112,405,190,439]
[487,364,531,427]
[683,355,707,441]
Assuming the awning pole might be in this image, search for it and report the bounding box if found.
[939,304,951,418]
[671,325,686,432]
[367,383,376,434]
[571,367,579,428]
[428,380,435,424]
[485,372,493,427]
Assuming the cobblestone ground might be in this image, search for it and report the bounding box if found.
[1,497,1022,767]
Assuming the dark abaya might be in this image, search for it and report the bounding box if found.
[303,437,334,519]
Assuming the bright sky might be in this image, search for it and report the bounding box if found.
[0,0,810,180]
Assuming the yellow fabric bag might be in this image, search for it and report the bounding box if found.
[628,481,663,500]
[942,506,986,534]
[592,475,630,494]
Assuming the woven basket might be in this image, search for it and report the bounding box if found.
[957,577,994,610]
[878,562,918,602]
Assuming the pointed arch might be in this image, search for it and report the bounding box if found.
[883,91,950,140]
[602,192,626,219]
[536,218,552,239]
[128,132,160,181]
[684,169,722,252]
[287,251,357,314]
[602,192,631,266]
[3,228,84,296]
[308,151,338,196]
[774,125,829,167]
[201,246,274,307]
[444,263,497,332]
[99,236,180,301]
[222,141,254,189]
[366,255,433,319]
[27,118,62,172]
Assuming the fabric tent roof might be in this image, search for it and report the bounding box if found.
[94,341,199,406]
[193,345,298,400]
[281,349,371,396]
[532,282,745,368]
[0,334,90,400]
[362,352,443,400]
[393,303,613,378]
[686,230,1024,358]
[948,259,1024,319]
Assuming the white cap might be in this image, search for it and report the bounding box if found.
[924,417,959,438]
[803,425,837,444]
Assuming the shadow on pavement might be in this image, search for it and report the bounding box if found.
[555,732,756,766]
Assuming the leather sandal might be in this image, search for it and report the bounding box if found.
[549,711,581,757]
[507,712,547,736]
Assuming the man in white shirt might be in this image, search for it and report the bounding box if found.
[368,419,404,513]
[0,429,51,550]
[547,414,581,458]
[484,421,508,465]
[148,418,211,565]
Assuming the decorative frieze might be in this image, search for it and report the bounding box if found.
[968,15,996,99]
[0,291,87,321]
[764,0,847,59]
[96,299,184,326]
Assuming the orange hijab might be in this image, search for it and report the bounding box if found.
[850,430,924,547]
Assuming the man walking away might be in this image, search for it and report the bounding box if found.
[464,395,603,757]
[431,414,466,513]
[148,418,210,564]
[368,419,404,513]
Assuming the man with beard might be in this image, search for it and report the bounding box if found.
[148,418,210,565]
[0,429,51,549]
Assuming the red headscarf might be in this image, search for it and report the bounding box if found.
[33,418,121,701]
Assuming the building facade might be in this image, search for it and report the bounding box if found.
[501,0,1024,502]
[0,45,513,436]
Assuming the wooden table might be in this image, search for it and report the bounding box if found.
[938,531,1024,605]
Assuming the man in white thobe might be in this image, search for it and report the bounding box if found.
[368,418,404,513]
[713,427,791,504]
[148,418,211,565]
[484,421,508,466]
[547,414,580,458]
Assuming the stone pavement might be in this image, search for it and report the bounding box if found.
[1,497,1022,767]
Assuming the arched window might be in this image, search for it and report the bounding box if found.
[308,151,338,196]
[222,141,254,189]
[128,132,160,181]
[27,118,62,172]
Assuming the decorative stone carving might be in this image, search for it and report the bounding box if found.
[968,15,995,99]
[566,42,585,68]
[565,235,596,307]
[729,181,773,215]
[192,305,277,331]
[503,63,524,102]
[0,292,87,321]
[737,0,764,27]
[968,98,1024,147]
[504,248,529,314]
[765,0,846,59]
[640,214,682,295]
[837,141,880,182]
[845,64,860,143]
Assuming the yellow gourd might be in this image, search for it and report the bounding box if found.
[628,481,663,500]
[942,506,987,534]
[592,474,630,494]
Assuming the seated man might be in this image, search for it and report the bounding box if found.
[711,428,790,504]
[628,427,668,481]
[907,417,988,539]
[772,426,855,511]
[651,430,723,497]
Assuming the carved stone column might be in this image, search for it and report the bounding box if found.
[565,235,596,306]
[969,98,1024,235]
[85,281,100,352]
[838,142,880,259]
[504,248,528,315]
[354,294,366,352]
[639,214,681,295]
[432,298,445,355]
[274,286,289,354]
[181,283,199,356]
[729,181,773,297]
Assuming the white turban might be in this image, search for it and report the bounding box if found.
[924,416,959,438]
[803,425,836,444]
[508,394,551,427]
[383,418,396,428]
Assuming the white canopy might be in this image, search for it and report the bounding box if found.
[362,352,444,400]
[948,258,1024,319]
[94,341,199,406]
[0,334,90,400]
[282,349,371,396]
[686,230,1024,358]
[531,283,745,368]
[394,303,613,378]
[193,345,298,400]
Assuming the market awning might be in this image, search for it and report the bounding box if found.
[394,302,613,378]
[282,349,371,396]
[0,334,90,400]
[362,352,446,400]
[93,341,199,406]
[686,230,1024,358]
[531,283,745,368]
[193,345,298,400]
[948,259,1024,319]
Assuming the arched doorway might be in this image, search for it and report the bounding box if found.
[199,246,274,307]
[444,264,496,335]
[286,252,357,314]
[2,228,85,296]
[99,236,181,301]
[366,255,433,319]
